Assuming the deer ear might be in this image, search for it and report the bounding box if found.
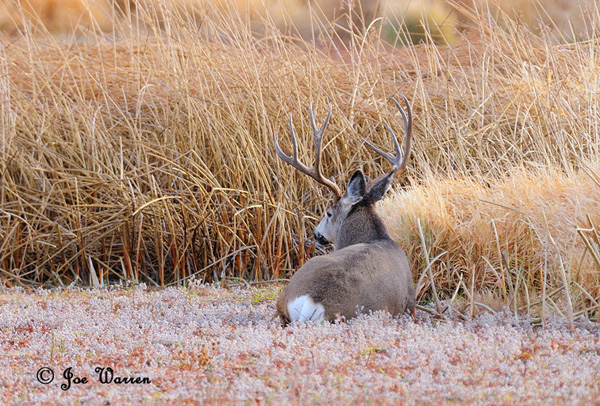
[364,171,394,204]
[342,170,366,206]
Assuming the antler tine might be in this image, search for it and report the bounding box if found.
[364,95,413,174]
[274,114,304,170]
[274,103,342,199]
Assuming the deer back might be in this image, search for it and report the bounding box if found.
[276,239,415,323]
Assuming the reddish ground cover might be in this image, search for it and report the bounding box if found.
[1,285,599,405]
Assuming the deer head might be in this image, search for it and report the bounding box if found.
[275,96,412,249]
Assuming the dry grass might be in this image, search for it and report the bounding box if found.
[0,1,599,320]
[380,166,600,323]
[1,1,597,42]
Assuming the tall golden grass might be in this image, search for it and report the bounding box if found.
[381,167,600,323]
[0,1,599,320]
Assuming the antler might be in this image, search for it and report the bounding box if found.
[274,103,343,199]
[364,95,412,174]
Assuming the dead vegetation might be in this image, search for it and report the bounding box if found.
[0,0,599,322]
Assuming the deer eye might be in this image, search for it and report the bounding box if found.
[326,211,332,218]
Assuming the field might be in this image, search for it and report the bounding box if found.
[1,0,599,320]
[1,286,599,405]
[0,0,599,402]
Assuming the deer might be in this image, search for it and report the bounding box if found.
[274,96,416,325]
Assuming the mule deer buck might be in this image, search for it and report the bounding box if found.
[274,96,416,324]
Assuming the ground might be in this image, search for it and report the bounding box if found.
[1,284,599,405]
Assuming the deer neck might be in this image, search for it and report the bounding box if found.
[334,205,390,250]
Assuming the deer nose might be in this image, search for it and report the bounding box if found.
[313,231,330,246]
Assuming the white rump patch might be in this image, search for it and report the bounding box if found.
[287,295,325,322]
